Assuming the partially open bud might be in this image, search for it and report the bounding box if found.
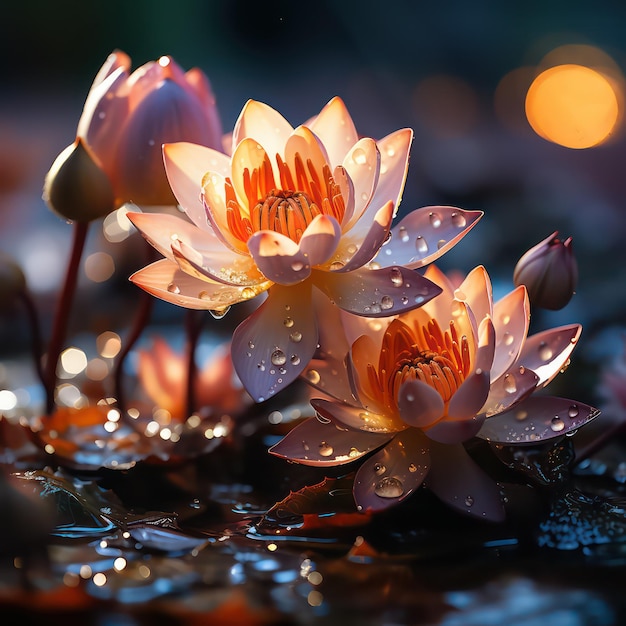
[43,138,115,222]
[513,231,578,310]
[0,251,26,308]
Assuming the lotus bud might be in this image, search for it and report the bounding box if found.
[513,231,578,310]
[0,251,26,308]
[43,138,115,222]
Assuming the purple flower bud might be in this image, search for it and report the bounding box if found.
[513,231,578,310]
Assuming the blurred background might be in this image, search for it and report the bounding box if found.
[1,0,626,407]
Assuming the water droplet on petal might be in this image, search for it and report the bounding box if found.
[464,495,474,507]
[349,447,359,458]
[415,236,429,255]
[167,282,180,294]
[429,212,442,228]
[209,306,231,319]
[291,261,304,272]
[500,314,511,325]
[380,295,394,310]
[503,332,514,346]
[373,463,386,476]
[550,416,565,432]
[306,369,321,384]
[451,211,467,228]
[538,342,553,361]
[290,331,302,343]
[515,409,528,421]
[330,261,345,271]
[352,148,368,165]
[283,317,294,328]
[504,373,517,394]
[290,354,300,366]
[319,441,334,457]
[389,267,403,286]
[568,404,579,418]
[248,340,255,349]
[271,349,287,366]
[374,476,404,498]
[399,226,410,243]
[437,239,446,249]
[408,463,418,473]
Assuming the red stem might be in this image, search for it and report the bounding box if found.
[184,309,204,418]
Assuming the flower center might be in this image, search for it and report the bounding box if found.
[369,318,471,412]
[224,151,346,244]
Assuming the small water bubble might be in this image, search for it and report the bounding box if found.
[167,282,180,294]
[302,441,310,451]
[290,330,302,343]
[538,342,553,361]
[386,146,396,158]
[568,404,579,418]
[306,369,321,384]
[290,354,301,366]
[503,373,517,394]
[210,306,231,319]
[283,317,294,328]
[348,447,359,458]
[401,296,409,305]
[437,239,447,249]
[319,441,334,457]
[500,314,511,325]
[515,409,528,421]
[380,295,394,310]
[389,267,403,286]
[330,261,345,271]
[415,236,429,255]
[248,340,255,349]
[408,463,418,473]
[291,261,305,272]
[550,416,565,432]
[429,212,442,228]
[399,226,410,243]
[257,363,266,372]
[373,463,386,476]
[347,244,358,254]
[503,332,514,346]
[352,148,368,165]
[464,495,474,507]
[451,211,467,228]
[374,476,404,498]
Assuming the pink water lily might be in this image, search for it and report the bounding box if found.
[270,264,599,520]
[128,97,482,401]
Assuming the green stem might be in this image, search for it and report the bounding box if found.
[43,221,89,414]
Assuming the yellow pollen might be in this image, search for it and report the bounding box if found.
[224,151,346,244]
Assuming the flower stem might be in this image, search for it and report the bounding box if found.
[184,309,204,418]
[43,221,89,415]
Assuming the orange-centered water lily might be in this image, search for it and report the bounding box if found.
[270,265,599,520]
[128,97,482,401]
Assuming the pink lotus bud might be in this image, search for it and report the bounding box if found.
[75,52,223,207]
[513,231,578,310]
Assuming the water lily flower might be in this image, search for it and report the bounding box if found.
[270,265,599,520]
[137,337,252,420]
[128,97,482,401]
[76,50,223,208]
[513,231,578,310]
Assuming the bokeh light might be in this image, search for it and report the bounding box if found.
[525,63,620,148]
[84,251,115,282]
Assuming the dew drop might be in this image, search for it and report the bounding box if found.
[352,148,368,165]
[374,476,404,498]
[408,463,418,473]
[415,236,429,254]
[503,332,514,346]
[257,363,265,371]
[451,211,467,228]
[500,314,511,325]
[348,447,359,458]
[306,369,321,384]
[241,287,256,299]
[248,340,255,349]
[515,409,528,421]
[291,261,304,272]
[399,226,410,243]
[271,349,287,366]
[380,295,394,310]
[568,404,579,418]
[209,306,231,319]
[319,441,334,457]
[550,416,565,432]
[389,267,403,286]
[503,373,517,394]
[386,146,396,158]
[538,342,553,361]
[290,354,300,366]
[283,317,294,328]
[167,282,180,294]
[302,441,310,451]
[437,239,447,249]
[464,496,474,508]
[290,330,302,343]
[401,296,409,305]
[429,212,442,228]
[347,244,358,254]
[330,261,345,271]
[373,463,386,476]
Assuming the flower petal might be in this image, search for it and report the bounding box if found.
[397,379,445,428]
[380,206,483,269]
[231,283,317,402]
[302,359,354,403]
[163,142,230,227]
[230,137,275,211]
[341,137,381,227]
[299,215,342,266]
[477,395,600,444]
[425,417,485,444]
[426,441,505,521]
[311,398,398,434]
[517,324,582,388]
[455,265,492,329]
[247,231,312,285]
[308,97,359,167]
[353,429,430,512]
[491,286,530,382]
[312,265,442,317]
[269,414,391,467]
[479,365,539,418]
[129,259,262,310]
[232,99,293,164]
[334,201,394,271]
[284,125,330,186]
